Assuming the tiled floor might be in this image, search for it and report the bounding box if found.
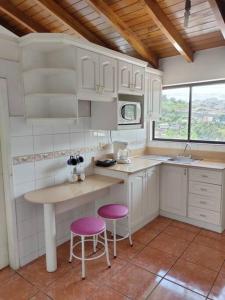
[1,217,225,299]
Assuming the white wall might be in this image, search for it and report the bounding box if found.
[160,46,225,86]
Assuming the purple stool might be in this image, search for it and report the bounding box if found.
[69,216,111,279]
[97,204,133,258]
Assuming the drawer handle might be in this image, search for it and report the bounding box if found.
[199,214,206,218]
[200,200,207,205]
[202,175,208,178]
[200,188,207,192]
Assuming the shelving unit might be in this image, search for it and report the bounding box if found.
[21,40,78,122]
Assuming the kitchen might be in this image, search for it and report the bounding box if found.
[1,0,225,299]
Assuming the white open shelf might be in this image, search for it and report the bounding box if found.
[21,40,78,121]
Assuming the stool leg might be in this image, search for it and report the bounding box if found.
[113,219,117,258]
[69,231,73,262]
[128,215,133,247]
[93,235,97,253]
[81,236,85,279]
[104,229,111,268]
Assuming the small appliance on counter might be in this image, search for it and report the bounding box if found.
[67,155,85,183]
[95,159,117,168]
[113,141,131,164]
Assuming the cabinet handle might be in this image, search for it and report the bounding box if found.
[202,175,208,178]
[184,169,187,176]
[200,188,207,192]
[199,214,206,218]
[96,84,99,92]
[200,200,207,205]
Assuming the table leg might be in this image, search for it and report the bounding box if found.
[44,203,57,272]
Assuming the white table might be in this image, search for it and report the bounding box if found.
[24,174,123,272]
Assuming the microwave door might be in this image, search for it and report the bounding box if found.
[121,104,137,123]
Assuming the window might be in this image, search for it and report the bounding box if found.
[153,81,225,143]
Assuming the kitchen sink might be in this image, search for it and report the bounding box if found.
[169,156,198,164]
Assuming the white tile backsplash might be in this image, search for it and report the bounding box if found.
[10,116,146,266]
[13,163,35,185]
[34,135,53,154]
[11,136,34,157]
[10,117,33,137]
[53,133,70,152]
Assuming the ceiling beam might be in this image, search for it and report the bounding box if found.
[208,0,225,39]
[86,0,158,67]
[0,0,46,32]
[35,0,111,47]
[143,0,193,62]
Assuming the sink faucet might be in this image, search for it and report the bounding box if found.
[182,143,192,158]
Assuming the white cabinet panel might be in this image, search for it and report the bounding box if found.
[77,48,99,94]
[188,206,221,225]
[145,167,159,217]
[160,165,187,217]
[118,61,132,93]
[189,168,222,185]
[129,172,145,227]
[99,55,117,97]
[146,72,162,121]
[132,65,145,94]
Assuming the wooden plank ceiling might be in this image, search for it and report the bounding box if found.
[0,0,225,67]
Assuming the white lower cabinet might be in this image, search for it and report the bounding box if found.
[160,165,188,217]
[129,167,159,230]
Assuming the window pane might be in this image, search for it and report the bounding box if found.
[191,83,225,142]
[154,87,189,140]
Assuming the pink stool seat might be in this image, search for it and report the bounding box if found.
[70,217,105,236]
[98,204,128,219]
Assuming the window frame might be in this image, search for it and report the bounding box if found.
[152,80,225,145]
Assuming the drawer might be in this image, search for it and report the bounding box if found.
[189,168,222,185]
[189,193,221,212]
[188,206,221,225]
[189,181,221,201]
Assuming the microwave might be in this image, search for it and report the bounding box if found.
[118,101,142,125]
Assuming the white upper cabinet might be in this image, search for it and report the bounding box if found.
[160,165,188,217]
[99,55,117,97]
[118,61,145,95]
[77,48,99,95]
[77,48,117,101]
[118,61,132,93]
[146,70,162,121]
[132,65,145,93]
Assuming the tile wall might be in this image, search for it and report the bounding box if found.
[11,117,146,266]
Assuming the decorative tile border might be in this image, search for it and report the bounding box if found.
[12,142,145,165]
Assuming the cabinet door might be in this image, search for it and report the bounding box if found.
[77,48,99,94]
[149,73,162,120]
[160,165,187,216]
[132,65,145,94]
[118,60,132,93]
[129,172,145,227]
[99,55,117,97]
[145,167,159,218]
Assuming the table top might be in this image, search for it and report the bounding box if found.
[24,175,123,204]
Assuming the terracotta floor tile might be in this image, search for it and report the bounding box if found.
[182,243,225,272]
[208,273,225,300]
[108,238,145,260]
[165,259,217,296]
[73,255,127,286]
[132,227,159,245]
[171,220,201,233]
[145,216,172,232]
[0,266,15,286]
[148,232,189,257]
[147,279,206,300]
[164,225,197,242]
[199,229,225,242]
[0,274,38,300]
[29,291,52,300]
[89,285,129,300]
[194,235,225,253]
[109,263,161,299]
[18,255,72,289]
[132,245,177,277]
[219,262,225,275]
